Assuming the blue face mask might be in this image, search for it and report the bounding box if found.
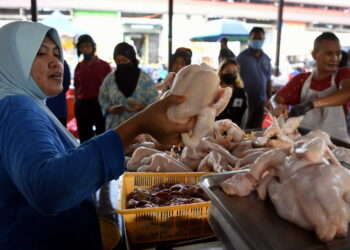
[249,40,264,50]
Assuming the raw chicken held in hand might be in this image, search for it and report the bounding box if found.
[166,63,232,148]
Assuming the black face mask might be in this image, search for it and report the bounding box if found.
[221,73,237,85]
[116,63,133,73]
[83,53,94,61]
[115,63,140,97]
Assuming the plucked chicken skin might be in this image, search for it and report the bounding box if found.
[269,160,350,242]
[221,136,350,242]
[166,63,232,148]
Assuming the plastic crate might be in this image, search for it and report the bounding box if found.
[116,172,213,243]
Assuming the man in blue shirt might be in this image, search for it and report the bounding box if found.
[237,27,272,129]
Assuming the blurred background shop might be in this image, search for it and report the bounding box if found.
[1,0,350,85]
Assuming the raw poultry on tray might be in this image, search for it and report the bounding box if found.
[125,62,350,174]
[219,117,350,243]
[121,62,350,244]
[126,113,350,174]
[125,111,350,243]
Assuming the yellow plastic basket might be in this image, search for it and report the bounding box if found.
[116,172,213,243]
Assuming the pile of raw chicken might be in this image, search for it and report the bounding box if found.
[218,115,350,243]
[125,63,350,242]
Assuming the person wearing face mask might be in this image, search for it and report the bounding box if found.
[216,58,248,128]
[99,42,158,130]
[271,32,350,142]
[74,34,112,143]
[237,27,272,129]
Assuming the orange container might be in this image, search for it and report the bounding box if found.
[116,172,213,243]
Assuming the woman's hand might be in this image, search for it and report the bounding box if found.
[125,101,145,112]
[107,104,124,115]
[115,95,195,148]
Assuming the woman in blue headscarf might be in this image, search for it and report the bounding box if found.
[0,21,194,250]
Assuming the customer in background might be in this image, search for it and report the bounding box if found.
[156,48,192,93]
[218,37,235,64]
[170,49,192,74]
[0,21,195,250]
[216,58,248,128]
[237,27,272,129]
[74,34,111,142]
[174,47,193,59]
[46,60,70,126]
[98,42,158,130]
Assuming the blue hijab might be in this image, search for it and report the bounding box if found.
[0,21,79,147]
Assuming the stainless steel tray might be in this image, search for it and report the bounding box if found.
[199,171,350,250]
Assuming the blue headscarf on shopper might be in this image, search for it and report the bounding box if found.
[0,21,79,147]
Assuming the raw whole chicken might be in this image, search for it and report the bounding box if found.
[220,137,350,242]
[126,147,162,171]
[220,149,288,197]
[234,150,266,169]
[231,139,253,158]
[137,153,193,172]
[166,63,232,148]
[294,137,340,165]
[197,151,235,172]
[212,119,245,147]
[268,161,350,242]
[180,139,210,170]
[253,115,296,151]
[180,137,238,172]
[295,129,335,149]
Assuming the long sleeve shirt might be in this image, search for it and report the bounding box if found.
[0,95,125,250]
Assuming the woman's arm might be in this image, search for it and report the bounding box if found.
[115,94,195,147]
[1,98,124,216]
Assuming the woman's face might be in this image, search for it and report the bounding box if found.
[220,63,239,88]
[172,57,187,73]
[79,42,94,56]
[115,55,131,65]
[30,36,63,97]
[222,63,238,75]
